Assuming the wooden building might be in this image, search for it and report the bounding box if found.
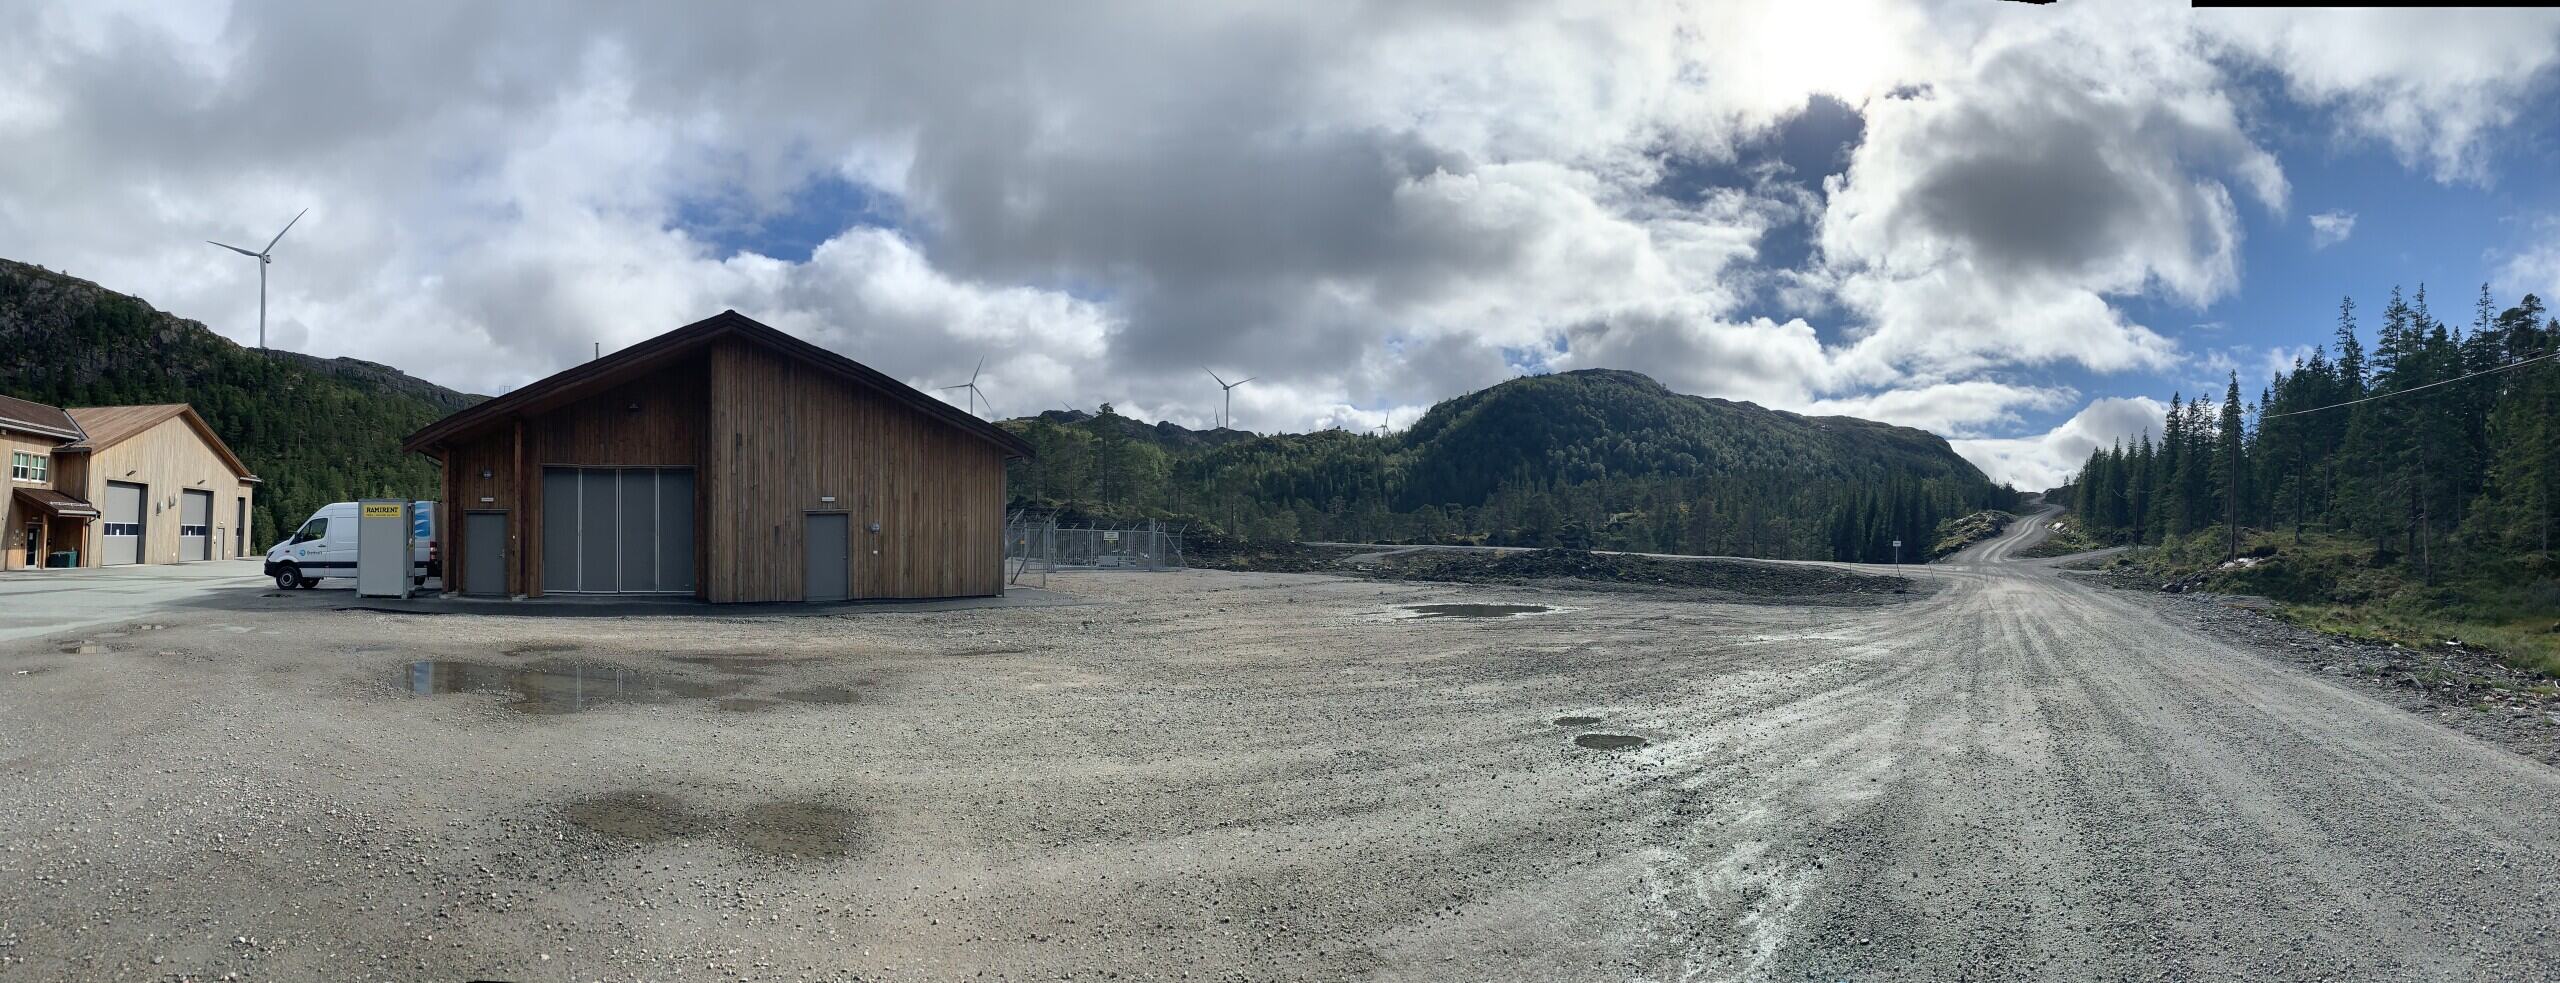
[400,311,1032,602]
[5,395,259,569]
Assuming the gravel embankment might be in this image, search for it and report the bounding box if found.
[2074,574,2560,766]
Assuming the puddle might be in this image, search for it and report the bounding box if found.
[669,655,786,676]
[776,684,864,705]
[1400,604,1552,620]
[503,642,582,656]
[1554,716,1602,727]
[401,661,743,714]
[736,801,862,859]
[1574,734,1649,751]
[563,792,706,844]
[559,794,861,859]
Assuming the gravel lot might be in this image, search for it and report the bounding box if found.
[4,517,2558,982]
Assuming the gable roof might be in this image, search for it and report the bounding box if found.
[400,310,1034,458]
[0,392,84,442]
[63,404,260,482]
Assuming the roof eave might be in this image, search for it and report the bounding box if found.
[401,311,1038,460]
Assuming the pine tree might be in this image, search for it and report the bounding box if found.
[2213,373,2245,558]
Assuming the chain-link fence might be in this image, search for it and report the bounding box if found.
[1006,511,1187,587]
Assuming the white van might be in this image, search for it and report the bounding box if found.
[263,501,438,589]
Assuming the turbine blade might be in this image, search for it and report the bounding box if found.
[971,356,985,385]
[1204,366,1227,387]
[207,240,260,258]
[263,208,308,253]
[1234,377,1255,386]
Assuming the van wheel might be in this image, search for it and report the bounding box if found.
[274,565,304,590]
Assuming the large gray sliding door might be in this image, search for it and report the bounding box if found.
[540,467,695,593]
[180,489,211,561]
[657,471,695,591]
[102,481,144,565]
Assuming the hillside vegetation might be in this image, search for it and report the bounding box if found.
[0,259,478,547]
[2098,526,2559,676]
[1004,369,2017,561]
[1929,510,2014,559]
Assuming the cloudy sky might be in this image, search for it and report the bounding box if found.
[5,1,2559,488]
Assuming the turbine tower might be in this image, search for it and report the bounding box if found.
[1204,367,1255,430]
[206,208,307,351]
[939,358,990,418]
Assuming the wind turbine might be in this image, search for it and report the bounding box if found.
[206,208,307,351]
[939,358,990,418]
[1204,367,1254,430]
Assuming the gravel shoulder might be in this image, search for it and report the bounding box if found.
[3,517,2557,982]
[2066,571,2560,767]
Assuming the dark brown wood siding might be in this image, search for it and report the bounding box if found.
[436,359,709,597]
[704,338,1007,602]
[442,429,519,595]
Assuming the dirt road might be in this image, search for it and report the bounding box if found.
[2,512,2556,981]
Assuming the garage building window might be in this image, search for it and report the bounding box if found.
[9,451,44,482]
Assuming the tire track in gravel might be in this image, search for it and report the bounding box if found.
[1641,507,2560,982]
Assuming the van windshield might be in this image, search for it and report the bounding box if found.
[292,518,327,544]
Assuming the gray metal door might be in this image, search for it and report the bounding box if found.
[103,481,144,565]
[805,512,849,602]
[542,468,581,591]
[657,470,695,592]
[465,512,506,596]
[577,469,615,590]
[617,469,659,592]
[541,466,695,593]
[180,489,211,560]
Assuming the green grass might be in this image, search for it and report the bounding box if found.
[2106,527,2560,678]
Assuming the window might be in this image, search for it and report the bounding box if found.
[8,451,45,483]
[291,518,329,544]
[102,521,141,538]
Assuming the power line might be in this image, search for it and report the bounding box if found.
[2260,347,2558,420]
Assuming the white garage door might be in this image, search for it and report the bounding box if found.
[540,467,695,593]
[103,481,144,565]
[180,489,212,561]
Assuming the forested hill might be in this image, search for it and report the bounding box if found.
[1027,408,1259,455]
[0,258,480,547]
[1398,369,1991,506]
[1004,369,2015,561]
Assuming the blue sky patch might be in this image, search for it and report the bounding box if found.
[670,173,908,263]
